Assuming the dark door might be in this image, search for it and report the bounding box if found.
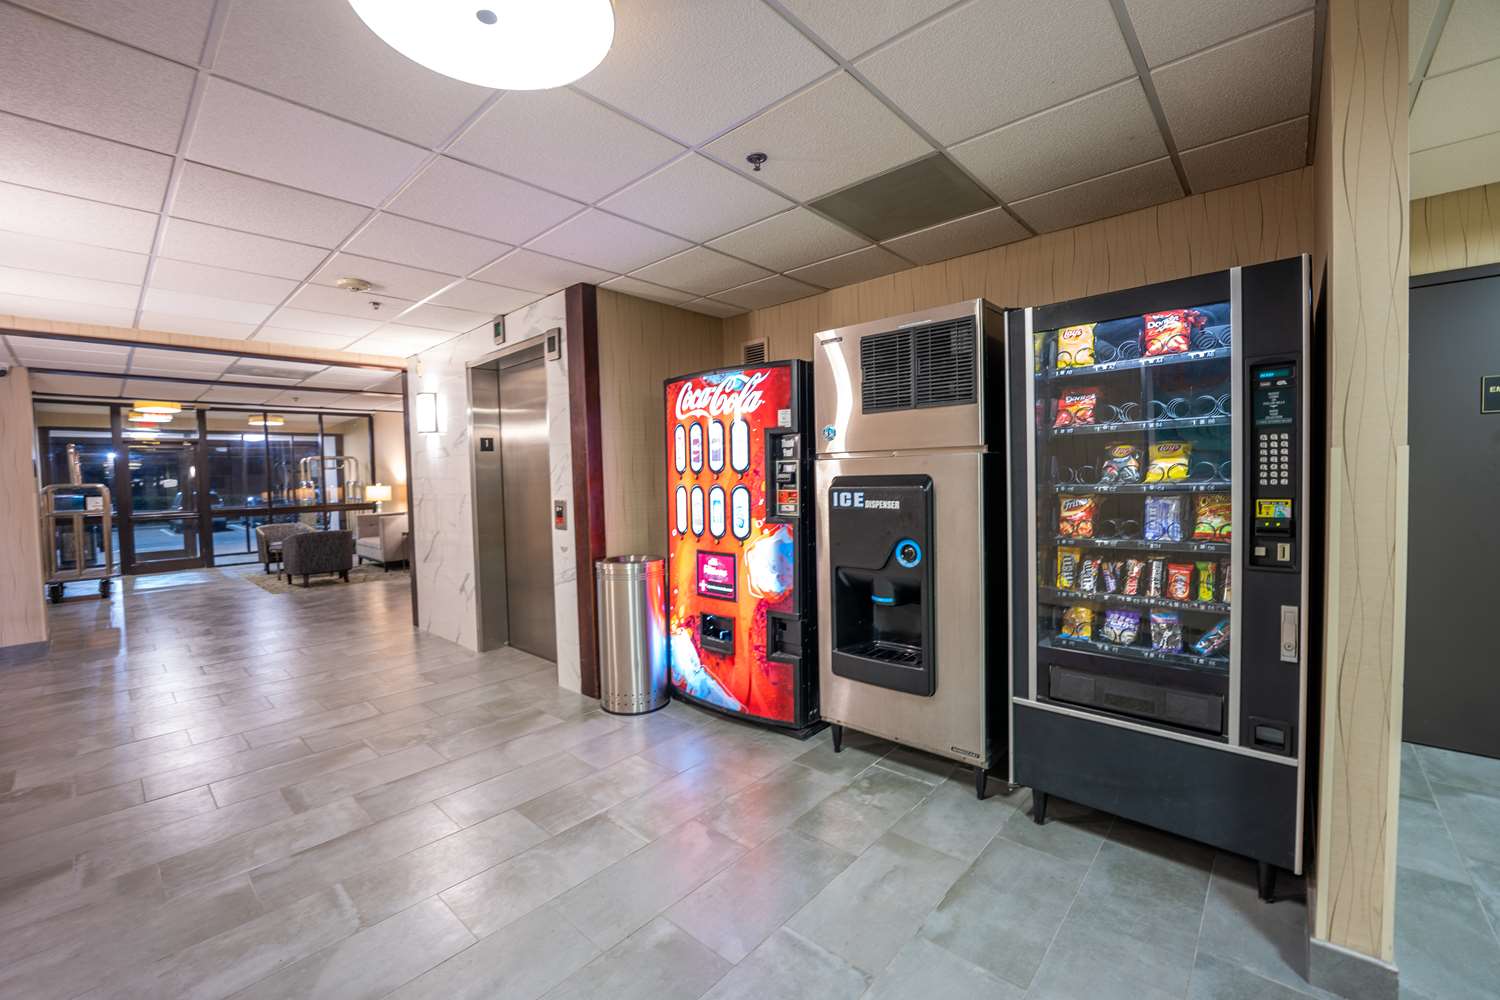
[1407,265,1500,758]
[123,441,207,574]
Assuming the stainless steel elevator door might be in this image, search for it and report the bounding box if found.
[498,359,557,661]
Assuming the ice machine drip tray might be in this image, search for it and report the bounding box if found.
[1047,664,1224,735]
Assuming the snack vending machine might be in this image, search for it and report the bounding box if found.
[1006,256,1318,897]
[664,361,818,732]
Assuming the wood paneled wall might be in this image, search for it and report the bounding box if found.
[0,367,48,652]
[1411,182,1500,274]
[595,289,725,557]
[722,166,1315,361]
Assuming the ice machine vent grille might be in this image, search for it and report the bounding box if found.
[859,316,976,414]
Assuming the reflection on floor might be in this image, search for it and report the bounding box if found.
[1397,743,1500,1000]
[2,566,1335,1000]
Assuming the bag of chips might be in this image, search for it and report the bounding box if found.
[1144,495,1183,542]
[1100,560,1123,594]
[1193,494,1232,541]
[1056,324,1096,369]
[1056,547,1081,589]
[1166,563,1194,601]
[1220,561,1232,603]
[1061,606,1093,639]
[1053,388,1099,427]
[1196,561,1217,602]
[1101,609,1141,645]
[1123,558,1145,596]
[1145,442,1192,483]
[1142,309,1207,357]
[1099,444,1142,484]
[1145,558,1166,597]
[1193,619,1231,656]
[1078,558,1101,593]
[1150,610,1184,652]
[1059,495,1097,538]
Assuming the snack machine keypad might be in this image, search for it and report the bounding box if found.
[1257,430,1290,488]
[1250,363,1297,567]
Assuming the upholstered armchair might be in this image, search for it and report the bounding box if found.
[281,530,355,587]
[355,512,408,569]
[255,522,312,575]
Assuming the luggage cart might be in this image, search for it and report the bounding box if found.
[41,483,116,603]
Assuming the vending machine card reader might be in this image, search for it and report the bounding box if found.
[1251,363,1298,568]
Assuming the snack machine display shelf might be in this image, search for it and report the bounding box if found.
[1041,635,1229,673]
[1044,587,1230,615]
[1052,415,1230,437]
[1051,535,1230,555]
[1054,481,1230,495]
[1047,346,1233,380]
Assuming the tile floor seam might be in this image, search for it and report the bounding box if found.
[1020,814,1113,997]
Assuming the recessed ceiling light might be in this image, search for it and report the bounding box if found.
[347,0,615,91]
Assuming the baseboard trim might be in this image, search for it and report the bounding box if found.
[0,639,50,665]
[1308,937,1399,1000]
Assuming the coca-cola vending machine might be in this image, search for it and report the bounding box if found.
[664,361,818,732]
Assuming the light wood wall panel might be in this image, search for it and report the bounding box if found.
[722,167,1315,361]
[1411,182,1500,274]
[0,367,49,651]
[596,290,724,556]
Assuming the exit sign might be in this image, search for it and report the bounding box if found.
[1484,375,1500,414]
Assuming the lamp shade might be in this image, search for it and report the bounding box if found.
[365,483,393,503]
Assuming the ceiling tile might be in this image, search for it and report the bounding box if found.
[881,206,1029,265]
[121,378,207,400]
[1410,129,1500,199]
[394,302,492,334]
[856,0,1135,145]
[599,276,696,306]
[138,311,260,340]
[949,80,1166,202]
[1411,0,1441,79]
[4,331,133,367]
[28,372,126,396]
[253,327,363,352]
[1428,0,1500,76]
[196,385,284,404]
[707,208,869,273]
[1411,58,1500,151]
[157,218,327,281]
[1011,157,1183,233]
[1152,12,1315,148]
[265,388,352,408]
[0,182,159,253]
[172,164,369,248]
[786,246,909,288]
[526,209,691,273]
[429,281,538,316]
[186,79,429,206]
[313,253,455,300]
[286,283,413,320]
[1123,0,1311,67]
[345,215,509,276]
[149,258,298,305]
[714,275,820,310]
[349,327,453,357]
[213,0,492,147]
[575,0,834,145]
[778,0,956,59]
[141,287,275,326]
[0,111,172,211]
[704,72,932,202]
[0,231,147,285]
[630,247,773,297]
[127,347,235,374]
[451,89,684,202]
[0,3,195,153]
[601,155,793,243]
[227,356,325,378]
[263,306,383,339]
[1179,117,1308,193]
[19,0,215,63]
[297,367,397,390]
[0,265,139,308]
[682,299,744,318]
[473,249,614,294]
[387,158,583,244]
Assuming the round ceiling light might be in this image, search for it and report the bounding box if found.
[347,0,615,91]
[133,400,182,414]
[127,410,173,424]
[248,414,286,427]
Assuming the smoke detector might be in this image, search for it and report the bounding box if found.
[336,277,373,293]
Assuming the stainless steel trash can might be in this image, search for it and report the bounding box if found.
[595,555,669,715]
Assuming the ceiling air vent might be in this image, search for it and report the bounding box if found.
[742,339,768,366]
[860,316,976,414]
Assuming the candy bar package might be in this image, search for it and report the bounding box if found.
[1221,561,1232,603]
[1166,562,1194,601]
[1145,442,1192,483]
[1145,558,1166,597]
[1150,611,1184,652]
[1142,309,1207,357]
[1099,443,1142,484]
[1193,619,1231,656]
[1101,609,1141,645]
[1061,606,1094,639]
[1078,557,1101,593]
[1059,495,1097,538]
[1123,558,1145,596]
[1144,495,1183,541]
[1056,323,1097,369]
[1195,561,1217,602]
[1100,560,1123,594]
[1056,547,1081,589]
[1193,494,1232,541]
[1053,388,1099,427]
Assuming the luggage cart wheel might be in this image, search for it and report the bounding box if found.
[48,583,64,604]
[99,579,112,597]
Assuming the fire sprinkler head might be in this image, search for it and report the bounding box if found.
[746,152,768,172]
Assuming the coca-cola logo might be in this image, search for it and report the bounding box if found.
[676,371,769,420]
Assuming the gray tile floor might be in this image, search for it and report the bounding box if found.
[0,565,1375,999]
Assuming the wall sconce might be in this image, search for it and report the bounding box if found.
[415,392,438,434]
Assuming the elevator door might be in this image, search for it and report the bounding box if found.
[498,359,557,661]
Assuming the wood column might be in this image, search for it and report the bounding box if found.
[566,284,606,699]
[0,367,49,654]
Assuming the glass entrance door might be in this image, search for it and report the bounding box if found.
[124,440,205,572]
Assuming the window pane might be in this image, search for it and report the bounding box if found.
[204,411,269,509]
